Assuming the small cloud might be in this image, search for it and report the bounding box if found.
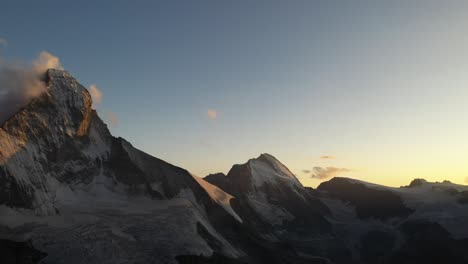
[106,111,119,128]
[0,38,7,47]
[0,51,62,123]
[207,109,218,120]
[320,155,336,160]
[302,170,311,174]
[32,51,63,72]
[310,166,351,180]
[89,84,103,106]
[465,177,468,183]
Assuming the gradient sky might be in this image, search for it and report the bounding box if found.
[1,1,468,187]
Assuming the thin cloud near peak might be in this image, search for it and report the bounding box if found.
[0,50,63,123]
[309,166,352,180]
[320,155,336,160]
[89,84,103,106]
[106,111,119,128]
[207,109,218,120]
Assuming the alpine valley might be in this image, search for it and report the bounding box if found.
[1,69,468,264]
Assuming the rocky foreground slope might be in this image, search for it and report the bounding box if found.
[1,69,468,264]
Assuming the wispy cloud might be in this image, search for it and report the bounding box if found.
[320,155,336,160]
[106,111,119,128]
[0,51,63,123]
[89,84,103,106]
[32,51,63,72]
[309,166,351,180]
[302,169,311,174]
[0,38,7,47]
[207,109,218,120]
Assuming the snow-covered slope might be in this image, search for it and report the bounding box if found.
[206,154,329,226]
[192,174,243,223]
[248,153,302,188]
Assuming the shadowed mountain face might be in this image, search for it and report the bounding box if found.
[317,177,468,264]
[1,69,468,264]
[318,177,413,220]
[0,239,47,264]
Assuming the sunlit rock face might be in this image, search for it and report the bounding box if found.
[0,69,106,214]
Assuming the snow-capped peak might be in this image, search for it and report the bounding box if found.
[248,153,303,188]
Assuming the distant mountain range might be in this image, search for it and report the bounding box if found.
[1,69,468,264]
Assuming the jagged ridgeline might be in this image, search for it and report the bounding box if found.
[1,69,468,264]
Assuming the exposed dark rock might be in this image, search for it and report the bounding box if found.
[175,253,247,264]
[360,230,395,264]
[390,220,468,264]
[458,191,468,204]
[407,178,428,188]
[0,239,47,264]
[0,168,35,209]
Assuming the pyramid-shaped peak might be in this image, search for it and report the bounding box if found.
[256,153,282,163]
[1,69,94,138]
[247,153,302,188]
[45,68,92,109]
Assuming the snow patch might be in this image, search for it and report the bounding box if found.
[249,158,302,188]
[192,175,243,223]
[247,191,294,226]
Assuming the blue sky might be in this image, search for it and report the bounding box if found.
[2,1,468,187]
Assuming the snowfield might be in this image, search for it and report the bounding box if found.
[0,179,241,264]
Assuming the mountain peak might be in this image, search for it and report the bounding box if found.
[46,68,71,77]
[257,152,276,159]
[45,68,94,136]
[2,68,93,124]
[0,69,109,213]
[46,68,91,104]
[408,178,428,188]
[247,153,302,188]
